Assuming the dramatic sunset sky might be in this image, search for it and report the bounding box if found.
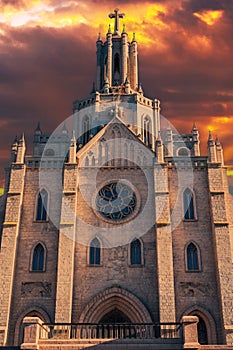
[0,0,232,187]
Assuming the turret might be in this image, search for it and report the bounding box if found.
[129,33,138,90]
[69,131,77,164]
[106,25,113,86]
[215,135,224,165]
[11,136,18,163]
[96,33,103,91]
[16,134,26,164]
[165,126,173,157]
[207,131,217,163]
[156,131,164,163]
[121,24,128,84]
[191,123,200,156]
[95,9,139,93]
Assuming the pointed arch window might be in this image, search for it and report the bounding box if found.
[83,116,90,145]
[186,242,200,271]
[183,188,195,220]
[36,189,48,221]
[130,239,142,265]
[89,238,101,265]
[143,117,152,148]
[32,243,45,271]
[114,53,120,73]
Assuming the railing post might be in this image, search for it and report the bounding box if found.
[20,317,43,350]
[182,316,200,349]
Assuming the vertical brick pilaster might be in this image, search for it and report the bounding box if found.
[0,164,26,345]
[55,165,77,323]
[154,165,176,322]
[208,166,233,344]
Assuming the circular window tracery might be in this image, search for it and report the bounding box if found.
[96,182,137,222]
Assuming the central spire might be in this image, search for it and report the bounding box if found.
[109,8,125,35]
[96,9,138,91]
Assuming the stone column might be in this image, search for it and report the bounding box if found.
[96,35,103,91]
[106,30,112,87]
[130,35,138,90]
[121,30,128,84]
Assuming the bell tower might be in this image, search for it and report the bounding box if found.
[96,8,138,91]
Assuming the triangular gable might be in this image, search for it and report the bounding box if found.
[77,116,155,167]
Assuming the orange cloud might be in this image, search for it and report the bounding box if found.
[193,10,223,26]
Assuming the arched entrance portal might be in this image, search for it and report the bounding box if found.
[100,309,131,323]
[197,316,208,345]
[79,286,152,324]
[14,307,51,346]
[182,305,217,345]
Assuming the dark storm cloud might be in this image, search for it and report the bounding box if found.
[0,23,96,178]
[182,0,223,12]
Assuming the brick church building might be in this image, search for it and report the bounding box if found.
[0,8,233,349]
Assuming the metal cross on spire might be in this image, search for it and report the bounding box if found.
[109,8,125,35]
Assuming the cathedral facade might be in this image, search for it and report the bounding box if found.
[0,9,233,348]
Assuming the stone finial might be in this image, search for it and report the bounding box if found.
[35,121,42,134]
[138,83,143,94]
[11,136,18,162]
[215,135,224,165]
[192,122,197,132]
[208,130,214,142]
[97,32,101,41]
[69,130,77,164]
[208,130,217,163]
[107,24,112,34]
[215,135,220,145]
[122,23,126,34]
[62,122,68,134]
[132,32,136,42]
[191,122,200,156]
[16,133,26,164]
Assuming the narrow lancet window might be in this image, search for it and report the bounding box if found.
[36,189,48,221]
[183,188,195,220]
[143,117,152,148]
[130,239,142,265]
[90,238,101,265]
[32,243,45,271]
[187,243,199,271]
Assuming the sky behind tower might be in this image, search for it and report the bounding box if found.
[0,0,232,185]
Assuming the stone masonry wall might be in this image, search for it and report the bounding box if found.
[169,165,222,344]
[6,166,61,346]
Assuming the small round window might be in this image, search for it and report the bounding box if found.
[96,182,137,222]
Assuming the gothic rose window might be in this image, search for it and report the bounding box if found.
[96,182,137,222]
